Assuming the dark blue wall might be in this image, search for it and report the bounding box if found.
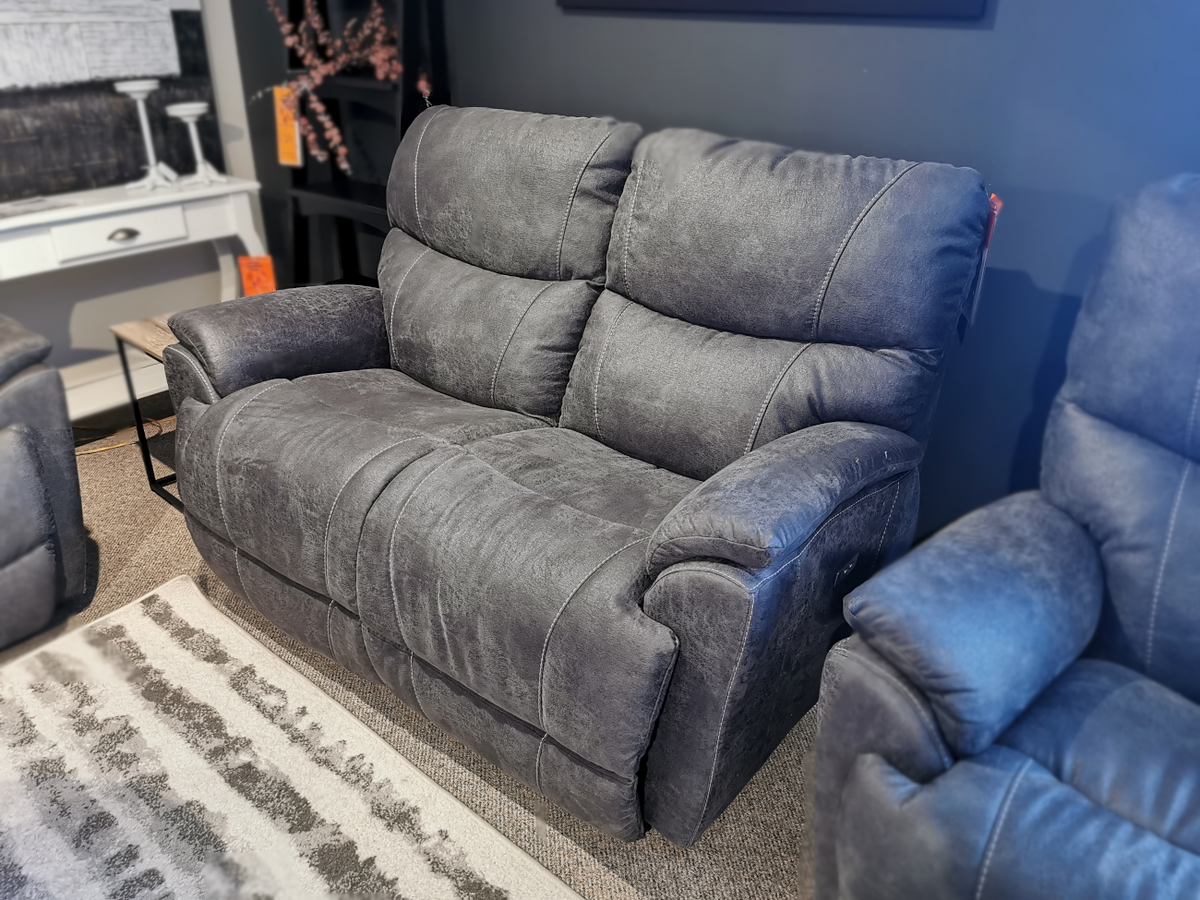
[441,0,1200,536]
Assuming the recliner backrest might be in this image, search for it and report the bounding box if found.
[381,106,641,420]
[1041,174,1200,703]
[559,128,992,480]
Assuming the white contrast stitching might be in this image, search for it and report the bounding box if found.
[743,344,812,455]
[173,346,218,403]
[386,451,465,632]
[591,299,634,440]
[325,599,337,659]
[810,163,919,338]
[872,480,903,567]
[974,760,1032,900]
[848,651,954,770]
[556,130,614,281]
[690,575,756,845]
[1145,463,1190,669]
[490,281,557,407]
[387,248,431,367]
[620,162,644,297]
[213,382,284,540]
[411,107,445,245]
[535,733,550,792]
[536,536,648,730]
[323,435,426,598]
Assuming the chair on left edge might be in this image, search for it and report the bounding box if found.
[0,315,87,649]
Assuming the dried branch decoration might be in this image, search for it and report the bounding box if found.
[266,0,403,174]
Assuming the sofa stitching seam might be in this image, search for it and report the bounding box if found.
[974,759,1031,900]
[387,450,466,635]
[744,344,812,455]
[690,577,756,845]
[323,435,428,600]
[537,536,649,731]
[846,651,953,770]
[1145,462,1190,669]
[592,299,634,440]
[409,651,428,718]
[556,129,614,281]
[411,107,445,245]
[535,733,550,793]
[325,599,337,661]
[173,345,219,402]
[213,381,284,540]
[755,482,897,589]
[387,249,432,366]
[620,163,644,297]
[871,480,902,567]
[810,162,920,339]
[649,564,748,593]
[490,281,558,407]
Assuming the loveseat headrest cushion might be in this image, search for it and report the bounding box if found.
[387,106,642,283]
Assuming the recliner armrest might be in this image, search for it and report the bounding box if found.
[646,422,923,576]
[844,491,1104,758]
[168,284,391,398]
[0,314,51,385]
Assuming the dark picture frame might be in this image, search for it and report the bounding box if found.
[558,0,986,18]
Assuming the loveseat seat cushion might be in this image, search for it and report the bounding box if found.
[997,658,1200,855]
[175,368,543,612]
[354,427,691,780]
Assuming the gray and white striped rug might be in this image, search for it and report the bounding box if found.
[0,575,581,900]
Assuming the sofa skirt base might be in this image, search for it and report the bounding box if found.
[187,513,648,842]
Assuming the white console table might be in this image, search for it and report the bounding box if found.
[0,178,264,420]
[0,177,263,300]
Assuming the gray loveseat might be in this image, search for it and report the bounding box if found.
[165,106,991,846]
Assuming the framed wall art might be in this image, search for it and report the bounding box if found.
[557,0,986,18]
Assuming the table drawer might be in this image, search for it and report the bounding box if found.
[50,204,188,263]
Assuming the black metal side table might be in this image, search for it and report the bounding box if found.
[110,314,183,511]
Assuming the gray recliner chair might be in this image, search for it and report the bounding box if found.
[0,315,88,649]
[165,106,992,846]
[813,175,1200,897]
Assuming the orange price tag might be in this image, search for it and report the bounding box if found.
[238,255,277,297]
[274,85,302,168]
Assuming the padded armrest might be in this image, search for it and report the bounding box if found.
[0,314,51,385]
[844,491,1104,758]
[0,424,54,566]
[168,284,391,398]
[646,422,923,576]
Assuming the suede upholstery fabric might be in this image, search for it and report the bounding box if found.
[169,107,987,845]
[0,425,58,647]
[1041,175,1200,702]
[815,176,1200,898]
[844,491,1104,757]
[0,315,86,626]
[560,128,990,478]
[387,106,640,283]
[647,422,922,574]
[169,285,390,399]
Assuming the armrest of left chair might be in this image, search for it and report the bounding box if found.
[646,421,924,577]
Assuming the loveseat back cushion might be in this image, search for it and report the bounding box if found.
[560,128,990,479]
[1041,175,1200,704]
[380,107,641,420]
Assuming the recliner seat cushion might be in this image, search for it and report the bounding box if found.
[354,427,692,779]
[175,368,543,613]
[998,658,1200,855]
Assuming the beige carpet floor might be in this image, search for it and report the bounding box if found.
[4,416,818,900]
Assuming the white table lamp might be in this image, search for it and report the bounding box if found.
[114,80,178,191]
[166,102,227,186]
